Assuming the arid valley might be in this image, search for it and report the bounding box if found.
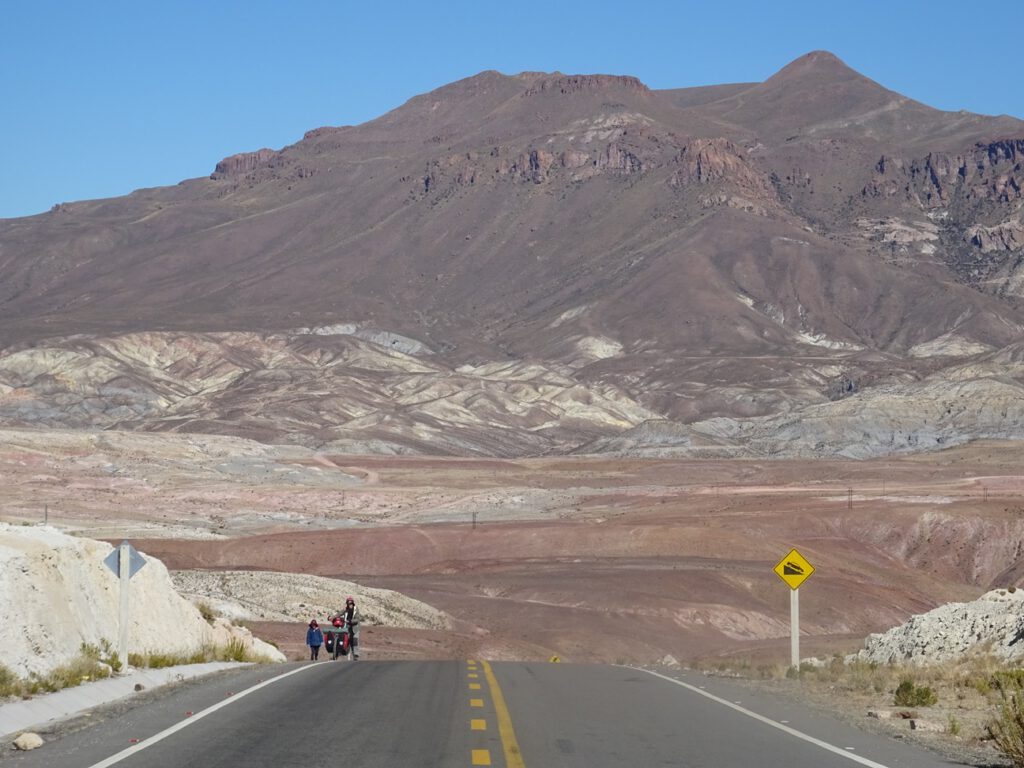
[4,426,1022,666]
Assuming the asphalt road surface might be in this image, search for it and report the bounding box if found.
[4,661,966,768]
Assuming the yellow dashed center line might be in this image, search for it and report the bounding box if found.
[469,682,481,690]
[470,698,484,707]
[471,748,492,765]
[471,718,487,731]
[482,660,526,768]
[468,673,479,679]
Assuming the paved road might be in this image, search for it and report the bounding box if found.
[3,661,965,768]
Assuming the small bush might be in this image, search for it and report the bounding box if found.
[0,663,22,698]
[947,714,961,736]
[994,670,1024,689]
[197,602,217,624]
[989,677,1024,766]
[146,654,185,669]
[894,678,938,707]
[81,639,121,672]
[218,638,250,663]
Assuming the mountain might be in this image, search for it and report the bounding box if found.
[1,52,1022,457]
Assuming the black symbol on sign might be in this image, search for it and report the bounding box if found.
[783,561,804,576]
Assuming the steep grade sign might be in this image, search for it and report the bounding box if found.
[773,548,814,590]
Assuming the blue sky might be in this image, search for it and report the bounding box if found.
[2,0,1020,219]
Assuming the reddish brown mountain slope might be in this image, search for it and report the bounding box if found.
[1,52,1022,457]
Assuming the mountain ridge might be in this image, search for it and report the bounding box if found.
[1,51,1022,458]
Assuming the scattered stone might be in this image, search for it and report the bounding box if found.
[659,654,680,668]
[13,732,43,751]
[867,710,892,719]
[134,683,145,691]
[909,719,943,733]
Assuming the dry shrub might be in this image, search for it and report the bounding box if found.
[989,675,1024,766]
[894,678,938,707]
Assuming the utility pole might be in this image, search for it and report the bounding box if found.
[44,504,48,525]
[847,488,853,510]
[472,511,478,530]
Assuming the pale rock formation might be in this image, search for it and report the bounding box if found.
[854,589,1024,665]
[171,570,451,629]
[0,524,284,679]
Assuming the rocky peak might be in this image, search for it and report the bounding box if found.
[764,50,863,85]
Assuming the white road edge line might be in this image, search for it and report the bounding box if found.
[630,667,893,768]
[86,663,323,768]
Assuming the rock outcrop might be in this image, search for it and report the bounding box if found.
[0,524,284,679]
[522,74,648,97]
[211,148,279,179]
[854,589,1024,665]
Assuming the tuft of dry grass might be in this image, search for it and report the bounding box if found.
[0,644,119,699]
[988,675,1024,766]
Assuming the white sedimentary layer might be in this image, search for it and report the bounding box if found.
[0,524,284,678]
[854,589,1024,665]
[171,570,451,629]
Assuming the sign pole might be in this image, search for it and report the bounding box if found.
[118,542,130,672]
[773,548,813,674]
[790,587,799,670]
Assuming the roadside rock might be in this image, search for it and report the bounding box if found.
[854,589,1024,665]
[13,732,43,750]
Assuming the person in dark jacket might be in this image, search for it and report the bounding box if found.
[343,596,361,660]
[328,596,362,660]
[306,619,324,660]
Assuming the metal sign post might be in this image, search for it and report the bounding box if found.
[118,544,130,671]
[790,588,799,669]
[103,541,147,672]
[773,548,815,672]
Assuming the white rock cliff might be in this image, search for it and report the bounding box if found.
[0,524,284,678]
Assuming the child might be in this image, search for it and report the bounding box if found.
[306,619,324,660]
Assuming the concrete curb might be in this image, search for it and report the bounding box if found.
[0,662,253,739]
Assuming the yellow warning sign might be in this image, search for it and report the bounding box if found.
[773,548,815,590]
[549,655,561,663]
